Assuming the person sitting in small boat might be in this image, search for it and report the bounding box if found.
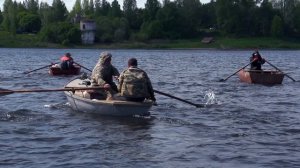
[90,52,120,100]
[60,53,74,70]
[250,50,265,70]
[117,58,156,103]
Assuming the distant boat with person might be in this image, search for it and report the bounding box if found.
[237,69,285,85]
[49,64,81,76]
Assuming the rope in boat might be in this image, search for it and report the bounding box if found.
[69,91,79,112]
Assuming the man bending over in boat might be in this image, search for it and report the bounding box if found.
[91,52,120,100]
[117,58,156,103]
[60,53,74,70]
[250,50,265,70]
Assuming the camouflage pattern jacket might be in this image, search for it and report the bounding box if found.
[91,63,119,92]
[118,66,155,100]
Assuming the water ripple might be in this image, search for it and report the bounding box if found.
[0,49,300,168]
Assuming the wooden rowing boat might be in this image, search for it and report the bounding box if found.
[64,78,153,116]
[49,65,81,76]
[238,69,285,85]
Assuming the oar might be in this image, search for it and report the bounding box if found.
[219,60,255,82]
[24,62,59,74]
[265,60,296,82]
[73,62,92,72]
[0,87,105,96]
[153,89,204,108]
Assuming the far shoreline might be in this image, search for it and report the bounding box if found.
[0,34,299,50]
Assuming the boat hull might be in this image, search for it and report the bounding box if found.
[238,69,284,85]
[64,78,152,116]
[49,66,81,75]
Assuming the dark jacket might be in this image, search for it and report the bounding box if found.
[60,55,74,70]
[250,52,265,70]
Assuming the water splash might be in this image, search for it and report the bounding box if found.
[44,102,70,109]
[203,89,219,105]
[0,109,36,122]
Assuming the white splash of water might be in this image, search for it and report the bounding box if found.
[43,104,51,108]
[6,113,12,119]
[203,89,219,105]
[44,102,70,109]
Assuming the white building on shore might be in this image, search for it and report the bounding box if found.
[80,20,96,45]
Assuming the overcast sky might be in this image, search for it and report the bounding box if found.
[0,0,210,11]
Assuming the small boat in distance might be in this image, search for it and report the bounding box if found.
[49,65,81,76]
[238,69,285,85]
[64,78,153,117]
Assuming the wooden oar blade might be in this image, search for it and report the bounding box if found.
[0,88,14,96]
[219,60,254,82]
[154,89,205,108]
[23,62,59,74]
[0,87,106,96]
[195,104,205,108]
[265,60,296,82]
[73,62,92,72]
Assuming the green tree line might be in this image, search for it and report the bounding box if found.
[0,0,299,45]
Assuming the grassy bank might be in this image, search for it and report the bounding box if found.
[0,31,299,49]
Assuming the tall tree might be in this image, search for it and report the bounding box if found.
[123,0,139,29]
[8,1,17,36]
[95,16,114,42]
[123,0,137,12]
[201,1,217,29]
[69,0,81,21]
[2,0,11,30]
[254,0,276,36]
[216,0,234,34]
[156,1,181,38]
[144,0,161,21]
[216,0,256,36]
[51,0,68,22]
[282,0,296,23]
[2,0,17,35]
[89,0,95,15]
[82,0,90,16]
[292,2,300,36]
[23,0,39,14]
[176,0,202,37]
[94,0,101,16]
[18,13,41,33]
[71,0,82,15]
[101,0,111,16]
[39,22,81,44]
[95,0,111,16]
[39,2,51,26]
[112,17,129,41]
[271,0,298,35]
[0,10,3,25]
[109,0,122,17]
[271,15,284,37]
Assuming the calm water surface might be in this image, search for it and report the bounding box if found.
[0,48,299,168]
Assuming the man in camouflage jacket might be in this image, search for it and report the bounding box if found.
[118,58,156,102]
[91,52,120,99]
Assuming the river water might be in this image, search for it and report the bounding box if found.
[0,48,299,168]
